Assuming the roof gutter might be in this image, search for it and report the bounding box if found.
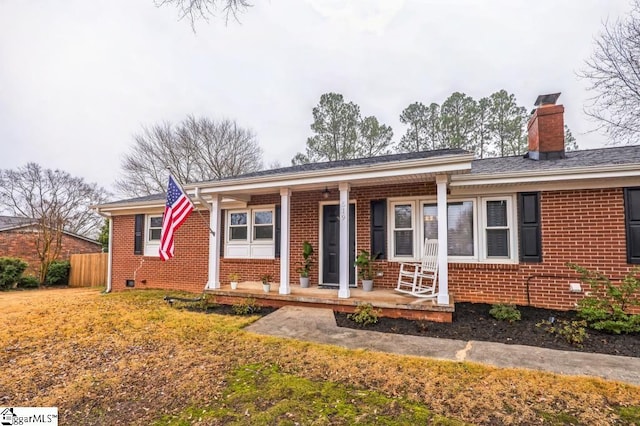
[450,164,640,187]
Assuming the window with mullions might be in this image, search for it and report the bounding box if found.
[148,216,163,242]
[253,210,273,240]
[485,199,510,258]
[226,207,276,259]
[423,201,474,256]
[229,212,248,241]
[392,203,414,257]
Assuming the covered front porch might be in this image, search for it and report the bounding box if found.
[182,150,474,318]
[205,281,454,322]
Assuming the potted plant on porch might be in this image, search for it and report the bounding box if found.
[229,272,240,290]
[260,274,272,293]
[354,249,379,292]
[296,241,314,288]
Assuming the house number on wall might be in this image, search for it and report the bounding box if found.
[340,202,347,221]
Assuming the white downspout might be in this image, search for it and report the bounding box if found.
[104,212,113,293]
[97,209,113,293]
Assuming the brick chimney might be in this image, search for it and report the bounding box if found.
[526,93,565,160]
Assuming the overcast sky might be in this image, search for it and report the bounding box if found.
[0,0,632,195]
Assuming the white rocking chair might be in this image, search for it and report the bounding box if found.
[395,239,438,298]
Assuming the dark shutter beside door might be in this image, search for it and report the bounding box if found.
[370,199,386,259]
[134,214,144,255]
[624,188,640,264]
[274,205,281,258]
[518,192,542,262]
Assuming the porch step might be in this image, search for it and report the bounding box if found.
[205,282,454,322]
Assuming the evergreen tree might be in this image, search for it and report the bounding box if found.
[358,116,394,157]
[440,92,478,151]
[292,93,393,164]
[488,90,528,156]
[564,125,579,151]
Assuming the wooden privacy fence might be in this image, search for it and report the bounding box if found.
[69,253,108,287]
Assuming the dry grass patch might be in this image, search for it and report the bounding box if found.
[0,288,638,425]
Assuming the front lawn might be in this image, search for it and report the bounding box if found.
[1,288,638,425]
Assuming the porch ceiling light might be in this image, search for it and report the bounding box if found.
[322,187,330,199]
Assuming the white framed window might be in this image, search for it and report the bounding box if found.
[480,197,514,261]
[226,206,275,259]
[229,211,248,241]
[144,215,163,257]
[388,195,517,264]
[390,202,415,259]
[253,209,274,240]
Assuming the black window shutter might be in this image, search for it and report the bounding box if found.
[518,192,542,262]
[370,199,387,259]
[624,188,640,264]
[275,205,281,258]
[134,214,144,255]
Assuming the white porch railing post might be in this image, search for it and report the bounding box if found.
[436,175,450,305]
[206,194,221,289]
[338,182,350,299]
[279,188,291,295]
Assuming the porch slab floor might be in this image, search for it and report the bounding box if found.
[205,282,454,322]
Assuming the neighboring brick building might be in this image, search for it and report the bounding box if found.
[0,216,102,276]
[97,94,640,313]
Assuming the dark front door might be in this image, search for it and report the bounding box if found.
[322,204,355,286]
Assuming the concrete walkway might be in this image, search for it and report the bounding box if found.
[246,305,640,386]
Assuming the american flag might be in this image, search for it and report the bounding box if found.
[159,175,194,261]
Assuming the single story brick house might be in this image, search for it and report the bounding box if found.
[0,216,103,275]
[96,96,640,315]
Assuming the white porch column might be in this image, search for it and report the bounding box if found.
[436,175,450,305]
[279,188,291,295]
[206,194,221,289]
[338,182,350,299]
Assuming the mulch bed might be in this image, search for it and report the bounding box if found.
[184,304,278,316]
[335,303,640,358]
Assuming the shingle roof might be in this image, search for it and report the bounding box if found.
[101,145,640,207]
[0,215,100,244]
[195,148,470,184]
[0,216,37,231]
[99,192,166,207]
[103,149,469,205]
[471,145,640,175]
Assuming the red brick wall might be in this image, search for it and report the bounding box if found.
[110,185,635,311]
[448,188,631,310]
[111,214,209,292]
[0,227,102,276]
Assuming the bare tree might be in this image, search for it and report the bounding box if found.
[580,0,640,144]
[0,163,110,284]
[116,116,263,197]
[155,0,251,26]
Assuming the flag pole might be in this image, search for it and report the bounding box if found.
[167,173,216,237]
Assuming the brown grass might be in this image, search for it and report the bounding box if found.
[1,288,638,425]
